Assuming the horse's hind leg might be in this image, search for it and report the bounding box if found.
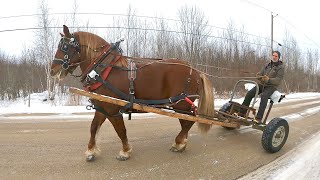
[170,119,195,152]
[108,116,132,161]
[85,111,107,161]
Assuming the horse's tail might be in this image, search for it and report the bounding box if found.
[197,73,215,134]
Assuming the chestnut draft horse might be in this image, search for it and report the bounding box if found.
[50,25,215,161]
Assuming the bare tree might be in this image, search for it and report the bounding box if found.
[34,0,59,100]
[306,49,319,91]
[177,5,210,66]
[153,17,175,58]
[313,50,319,90]
[70,0,79,31]
[125,5,137,56]
[282,30,303,92]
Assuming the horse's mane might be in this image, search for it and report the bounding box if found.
[75,31,127,67]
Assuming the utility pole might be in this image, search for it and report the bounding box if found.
[271,12,278,53]
[271,12,274,52]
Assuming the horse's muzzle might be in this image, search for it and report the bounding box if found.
[50,65,61,77]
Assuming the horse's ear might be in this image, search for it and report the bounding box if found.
[63,25,71,37]
[60,33,64,37]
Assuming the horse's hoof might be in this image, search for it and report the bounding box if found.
[170,147,180,152]
[116,155,130,161]
[170,145,186,152]
[86,155,95,162]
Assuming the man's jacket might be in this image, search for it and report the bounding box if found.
[257,60,284,88]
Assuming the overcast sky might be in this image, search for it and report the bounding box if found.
[0,0,319,56]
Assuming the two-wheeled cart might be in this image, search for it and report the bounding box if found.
[69,80,289,153]
[217,80,289,153]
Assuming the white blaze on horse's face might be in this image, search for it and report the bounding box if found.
[51,49,69,80]
[50,40,67,80]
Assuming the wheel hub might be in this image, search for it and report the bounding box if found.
[272,126,286,147]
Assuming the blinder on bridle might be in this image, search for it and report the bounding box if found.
[53,33,81,71]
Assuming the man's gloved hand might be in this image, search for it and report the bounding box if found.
[256,72,262,80]
[261,75,269,83]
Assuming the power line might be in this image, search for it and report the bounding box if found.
[1,25,315,50]
[241,0,320,51]
[0,13,42,19]
[0,12,271,42]
[240,0,273,13]
[277,15,320,50]
[0,26,270,48]
[0,27,44,33]
[1,12,319,51]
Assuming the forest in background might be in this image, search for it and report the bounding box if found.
[0,0,319,101]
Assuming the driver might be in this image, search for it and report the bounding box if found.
[240,51,284,124]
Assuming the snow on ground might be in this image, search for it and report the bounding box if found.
[240,131,320,180]
[0,91,93,115]
[1,89,320,179]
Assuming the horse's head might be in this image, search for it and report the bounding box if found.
[50,25,81,80]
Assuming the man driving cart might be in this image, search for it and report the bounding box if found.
[240,51,284,124]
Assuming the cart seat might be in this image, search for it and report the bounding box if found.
[269,91,285,103]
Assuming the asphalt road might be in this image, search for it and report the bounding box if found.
[1,97,320,179]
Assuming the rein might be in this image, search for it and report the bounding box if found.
[108,54,258,79]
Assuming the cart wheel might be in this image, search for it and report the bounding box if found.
[223,126,236,130]
[219,102,236,130]
[261,118,289,153]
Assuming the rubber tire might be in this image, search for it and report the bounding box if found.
[261,118,289,153]
[219,102,236,130]
[219,102,232,113]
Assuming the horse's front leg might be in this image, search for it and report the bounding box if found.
[85,111,106,161]
[170,119,195,152]
[108,115,132,161]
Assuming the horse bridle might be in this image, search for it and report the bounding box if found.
[52,34,81,73]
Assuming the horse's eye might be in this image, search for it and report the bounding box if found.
[60,42,69,53]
